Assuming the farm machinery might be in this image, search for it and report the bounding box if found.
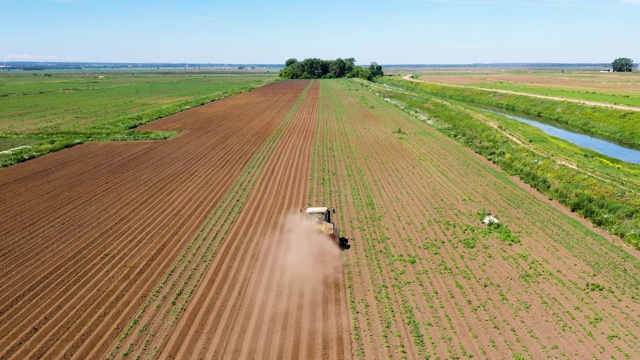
[301,207,340,245]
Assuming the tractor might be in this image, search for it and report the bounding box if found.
[301,207,339,245]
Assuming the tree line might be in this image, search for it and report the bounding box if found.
[279,58,383,80]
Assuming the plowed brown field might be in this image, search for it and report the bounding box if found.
[0,80,351,359]
[4,77,640,360]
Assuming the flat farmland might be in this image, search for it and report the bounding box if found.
[0,80,349,359]
[2,78,640,359]
[0,72,272,167]
[0,72,272,133]
[311,79,640,359]
[416,71,640,108]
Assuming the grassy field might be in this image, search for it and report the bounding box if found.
[0,71,275,166]
[412,70,640,108]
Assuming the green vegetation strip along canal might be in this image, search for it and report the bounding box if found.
[382,77,640,149]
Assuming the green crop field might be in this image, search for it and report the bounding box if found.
[0,71,275,166]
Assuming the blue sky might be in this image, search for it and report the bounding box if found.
[1,0,638,64]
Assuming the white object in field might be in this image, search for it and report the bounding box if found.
[483,215,499,225]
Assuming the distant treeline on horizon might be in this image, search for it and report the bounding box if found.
[2,61,637,71]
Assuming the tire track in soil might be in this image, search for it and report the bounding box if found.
[0,80,308,359]
[160,80,350,359]
[317,84,384,358]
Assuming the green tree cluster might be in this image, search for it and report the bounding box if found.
[612,58,634,72]
[279,58,384,80]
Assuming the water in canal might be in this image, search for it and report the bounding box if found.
[490,110,640,164]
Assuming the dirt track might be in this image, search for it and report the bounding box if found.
[403,74,640,112]
[0,80,348,359]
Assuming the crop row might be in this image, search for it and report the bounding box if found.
[107,81,314,358]
[309,79,640,359]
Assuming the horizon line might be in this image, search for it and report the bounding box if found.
[1,61,632,67]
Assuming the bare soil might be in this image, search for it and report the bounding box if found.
[0,80,349,359]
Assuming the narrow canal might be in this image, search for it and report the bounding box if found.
[490,110,640,164]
